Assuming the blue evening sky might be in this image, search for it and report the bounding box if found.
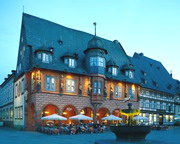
[0,0,180,84]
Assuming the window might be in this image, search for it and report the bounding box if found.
[125,70,134,79]
[129,71,134,79]
[38,52,52,63]
[64,58,76,68]
[66,79,75,93]
[69,58,75,68]
[14,106,23,119]
[112,67,117,76]
[129,87,135,99]
[108,67,118,76]
[157,102,160,109]
[46,76,56,91]
[115,86,122,98]
[17,63,22,73]
[93,81,102,94]
[141,70,146,76]
[37,53,41,59]
[151,101,155,109]
[64,58,68,65]
[21,78,25,94]
[90,57,105,67]
[145,100,149,108]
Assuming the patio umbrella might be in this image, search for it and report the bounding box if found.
[133,115,149,121]
[69,114,93,120]
[102,115,122,121]
[41,114,67,120]
[174,116,180,121]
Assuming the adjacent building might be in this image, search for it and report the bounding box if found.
[131,53,177,125]
[0,70,16,127]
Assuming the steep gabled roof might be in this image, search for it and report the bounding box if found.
[20,13,137,83]
[130,52,176,95]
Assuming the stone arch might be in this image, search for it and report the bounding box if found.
[41,104,60,126]
[97,107,110,124]
[80,107,94,123]
[62,104,78,124]
[112,108,121,117]
[41,104,60,117]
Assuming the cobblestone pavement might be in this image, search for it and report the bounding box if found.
[0,126,180,144]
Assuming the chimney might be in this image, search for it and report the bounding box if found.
[139,53,144,57]
[170,70,173,77]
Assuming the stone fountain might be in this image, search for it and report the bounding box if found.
[110,103,151,141]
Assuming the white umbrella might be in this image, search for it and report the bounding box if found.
[133,115,149,121]
[174,116,180,121]
[69,114,93,120]
[102,115,122,121]
[41,114,67,120]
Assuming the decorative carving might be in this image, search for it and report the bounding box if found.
[31,73,36,91]
[88,83,92,96]
[110,85,114,100]
[36,70,41,91]
[79,77,82,95]
[104,81,107,100]
[60,74,64,93]
[125,84,128,98]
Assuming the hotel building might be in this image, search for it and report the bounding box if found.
[13,13,140,130]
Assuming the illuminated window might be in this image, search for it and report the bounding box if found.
[46,76,55,91]
[90,57,105,67]
[66,79,76,93]
[129,87,135,100]
[37,52,52,63]
[115,85,122,98]
[64,58,76,68]
[93,81,102,94]
[108,67,118,76]
[69,58,75,68]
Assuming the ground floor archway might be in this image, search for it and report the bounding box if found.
[62,105,77,124]
[80,107,93,123]
[97,107,110,124]
[41,104,60,126]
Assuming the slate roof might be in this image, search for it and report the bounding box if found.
[21,13,138,84]
[130,53,177,95]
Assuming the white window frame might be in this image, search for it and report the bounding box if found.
[46,76,56,91]
[93,81,102,94]
[69,58,75,68]
[66,79,76,93]
[112,67,117,76]
[115,85,122,98]
[90,57,105,67]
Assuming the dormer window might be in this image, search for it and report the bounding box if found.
[141,70,146,76]
[121,64,135,79]
[90,57,105,67]
[152,81,158,87]
[62,52,78,68]
[125,70,134,79]
[108,67,118,76]
[64,58,76,68]
[141,78,147,84]
[37,52,52,63]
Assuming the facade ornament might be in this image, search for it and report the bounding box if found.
[125,84,128,98]
[79,77,82,95]
[31,73,36,91]
[88,83,92,96]
[36,70,41,91]
[110,85,114,100]
[60,74,64,93]
[104,81,107,99]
